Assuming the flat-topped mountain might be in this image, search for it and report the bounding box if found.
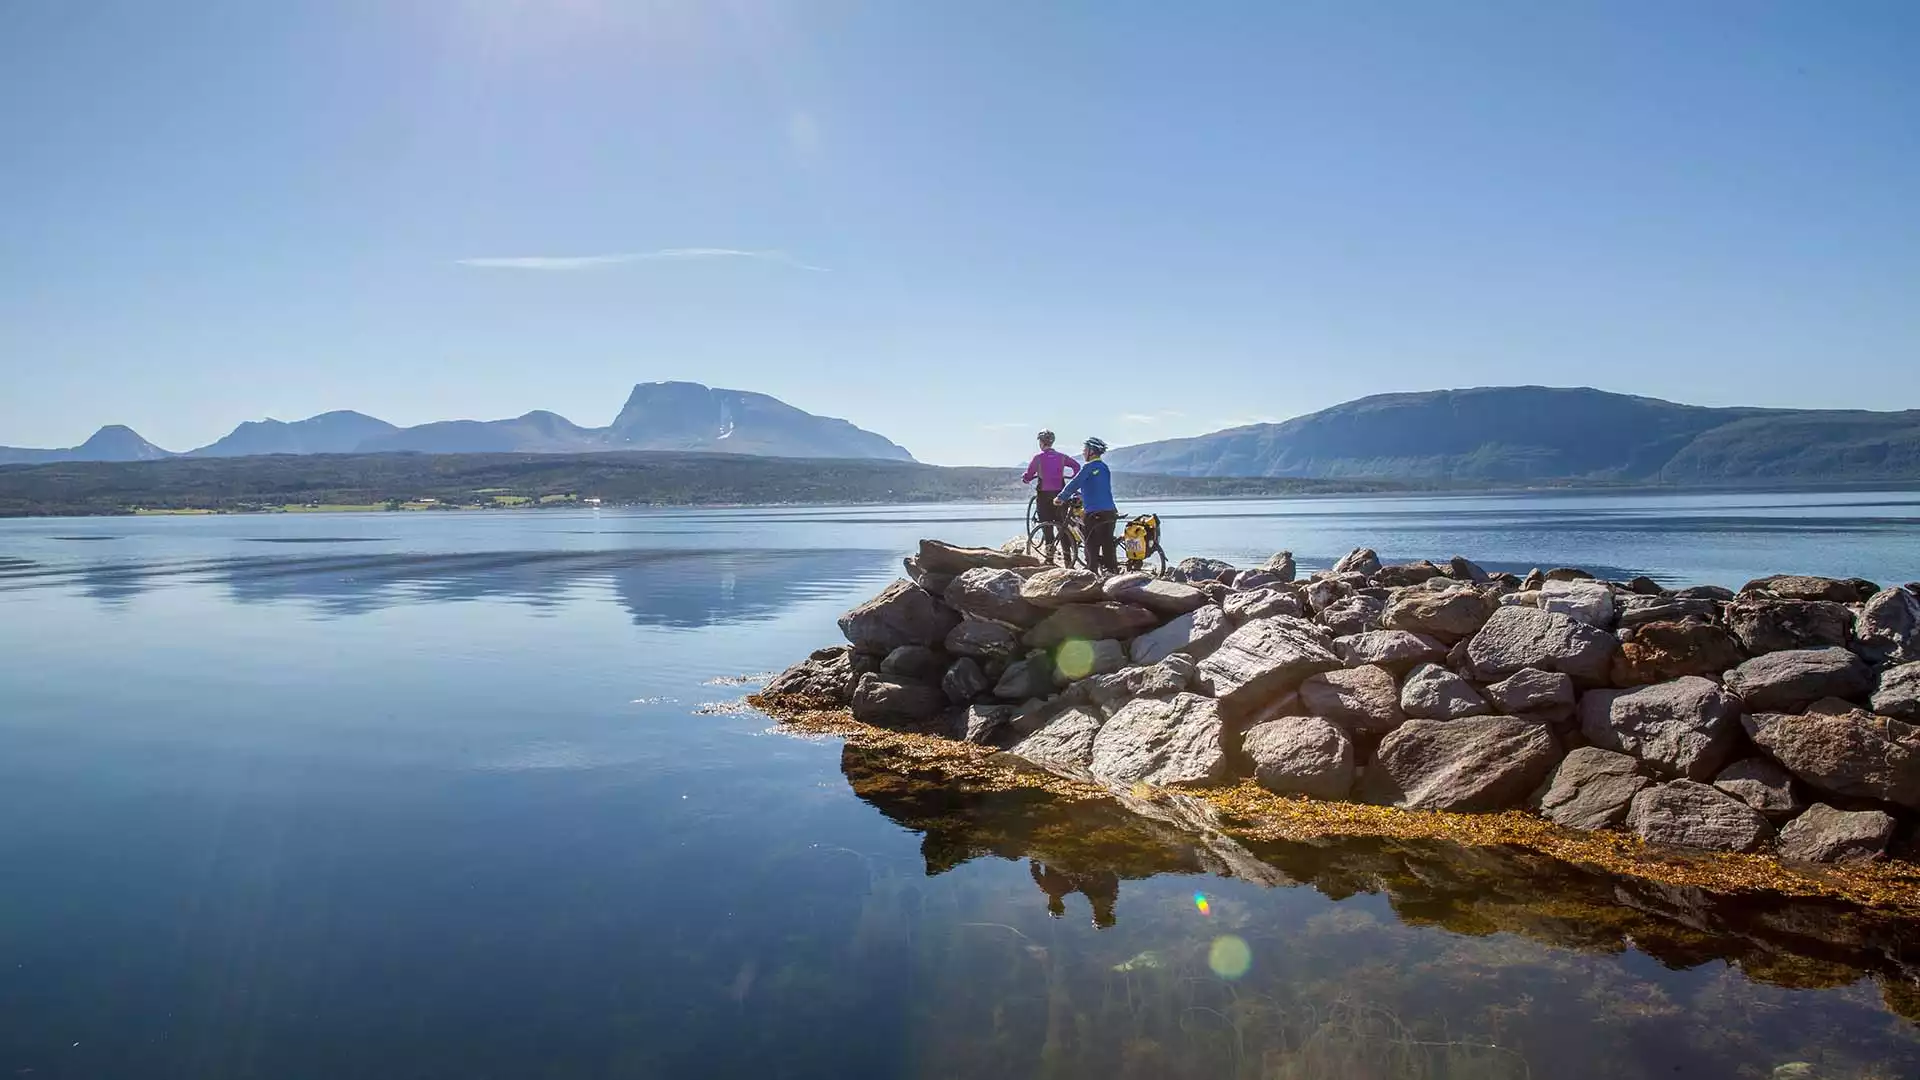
[1106,386,1920,483]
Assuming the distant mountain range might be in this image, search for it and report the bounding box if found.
[1106,387,1920,484]
[0,382,915,465]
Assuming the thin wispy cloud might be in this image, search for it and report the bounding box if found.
[1120,410,1186,425]
[979,421,1035,431]
[455,248,829,272]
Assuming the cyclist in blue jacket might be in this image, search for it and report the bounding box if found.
[1056,437,1118,573]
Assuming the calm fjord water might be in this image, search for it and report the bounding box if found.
[4,491,1920,1079]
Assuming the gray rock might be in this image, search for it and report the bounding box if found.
[1675,585,1736,602]
[1101,573,1209,618]
[1054,638,1126,683]
[942,567,1046,627]
[1539,579,1617,629]
[1365,716,1563,812]
[1546,567,1594,582]
[881,645,947,683]
[945,617,1020,662]
[1741,574,1865,603]
[1448,555,1490,583]
[839,579,961,654]
[1374,561,1444,587]
[1264,551,1297,581]
[850,673,948,728]
[1615,595,1722,630]
[917,539,1044,577]
[1306,577,1353,614]
[960,704,1014,745]
[1712,757,1806,820]
[1521,568,1545,590]
[1130,604,1231,666]
[1873,661,1920,721]
[1725,596,1853,654]
[1612,620,1746,686]
[901,555,956,597]
[1463,605,1620,687]
[1484,667,1575,714]
[1175,557,1237,584]
[1333,630,1448,674]
[763,646,856,706]
[1400,662,1491,720]
[1300,664,1406,734]
[1243,716,1355,799]
[1226,587,1306,624]
[1084,656,1196,714]
[1723,648,1872,712]
[1023,602,1161,650]
[1743,705,1920,810]
[1196,617,1345,721]
[1007,707,1104,774]
[1626,781,1774,853]
[941,657,990,703]
[1318,593,1386,636]
[1230,569,1291,592]
[1020,567,1106,608]
[1625,575,1665,595]
[1090,693,1230,788]
[993,653,1056,700]
[1382,585,1497,643]
[1855,587,1920,665]
[1332,547,1383,576]
[1578,676,1742,781]
[1777,803,1896,863]
[1537,747,1650,830]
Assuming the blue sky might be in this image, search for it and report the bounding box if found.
[3,0,1916,465]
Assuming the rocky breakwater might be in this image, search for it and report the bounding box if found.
[757,539,1920,868]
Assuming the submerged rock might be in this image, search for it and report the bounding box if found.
[1578,676,1742,781]
[1777,803,1896,863]
[1464,605,1619,687]
[1090,693,1230,788]
[1365,716,1562,812]
[1537,747,1650,831]
[1723,648,1872,713]
[1626,781,1774,853]
[1243,715,1355,800]
[839,579,961,654]
[1399,662,1491,721]
[1196,617,1344,720]
[1300,664,1406,734]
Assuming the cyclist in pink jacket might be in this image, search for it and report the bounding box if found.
[1023,430,1080,558]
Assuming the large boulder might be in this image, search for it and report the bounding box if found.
[850,673,947,728]
[916,539,1042,577]
[1102,573,1208,618]
[1231,569,1292,592]
[763,646,856,707]
[1226,588,1307,624]
[945,617,1020,662]
[1317,594,1386,637]
[1365,717,1562,812]
[1196,617,1345,720]
[881,644,947,683]
[1776,803,1897,863]
[1484,667,1575,715]
[901,555,956,597]
[1855,587,1920,665]
[1305,577,1353,614]
[944,567,1046,627]
[1130,604,1231,667]
[1382,585,1498,643]
[1083,655,1196,715]
[1612,620,1745,686]
[941,657,991,704]
[993,653,1056,700]
[1741,574,1865,604]
[1175,557,1237,584]
[960,704,1014,745]
[1334,630,1447,674]
[1536,747,1650,830]
[1399,662,1491,721]
[1625,781,1773,853]
[1374,560,1444,587]
[1020,567,1106,608]
[1711,757,1806,821]
[1023,603,1160,650]
[839,580,961,654]
[1615,595,1723,630]
[1463,606,1619,687]
[1723,648,1872,712]
[1090,693,1231,788]
[1448,555,1491,583]
[1243,716,1355,800]
[1724,596,1853,654]
[1299,664,1406,735]
[1873,662,1920,721]
[1743,705,1920,810]
[1539,579,1617,629]
[1007,707,1104,774]
[1675,584,1737,602]
[1054,638,1126,683]
[1578,676,1742,781]
[1332,547,1383,576]
[1263,551,1298,581]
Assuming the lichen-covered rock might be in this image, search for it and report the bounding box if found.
[1855,587,1920,666]
[1725,596,1853,654]
[945,617,1020,661]
[1873,662,1920,721]
[1776,803,1896,863]
[1242,716,1354,799]
[1365,716,1562,812]
[1334,630,1447,674]
[943,567,1046,627]
[1463,605,1619,687]
[881,644,947,683]
[1578,676,1742,781]
[1626,781,1774,853]
[1615,595,1722,629]
[1723,648,1872,712]
[993,653,1056,700]
[763,646,856,706]
[1226,587,1307,624]
[1299,664,1406,734]
[1612,620,1745,687]
[1023,602,1160,650]
[850,673,948,728]
[1090,693,1229,788]
[839,579,961,654]
[1399,662,1491,720]
[1196,617,1345,720]
[1540,579,1617,629]
[917,539,1043,577]
[1536,747,1650,830]
[941,657,991,704]
[1020,567,1106,608]
[1007,707,1104,774]
[1317,593,1386,636]
[1485,667,1575,715]
[1102,573,1209,618]
[1711,757,1806,821]
[1741,574,1866,604]
[1383,585,1498,643]
[1130,604,1231,667]
[1743,705,1920,810]
[1333,547,1383,576]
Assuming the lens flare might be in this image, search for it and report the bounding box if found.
[1054,639,1095,680]
[1193,892,1210,916]
[1208,934,1252,979]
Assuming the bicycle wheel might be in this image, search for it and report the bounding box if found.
[1025,494,1038,540]
[1057,517,1081,569]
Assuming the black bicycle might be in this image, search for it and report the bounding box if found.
[1024,493,1082,568]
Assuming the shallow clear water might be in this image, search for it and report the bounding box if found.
[3,491,1920,1079]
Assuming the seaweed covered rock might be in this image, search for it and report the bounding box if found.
[1196,617,1344,720]
[1090,693,1230,788]
[1365,716,1562,812]
[1578,676,1742,781]
[1776,803,1896,863]
[1463,606,1618,687]
[840,579,961,654]
[1723,648,1872,712]
[1626,781,1774,853]
[1243,715,1355,799]
[1537,747,1650,831]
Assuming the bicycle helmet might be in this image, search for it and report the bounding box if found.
[1037,429,1055,445]
[1083,436,1108,455]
